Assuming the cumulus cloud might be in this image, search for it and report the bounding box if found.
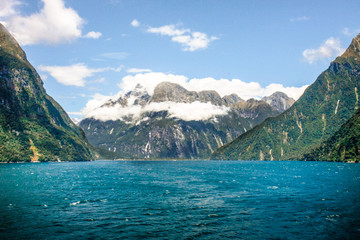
[302,37,345,64]
[2,0,101,45]
[83,31,102,39]
[38,63,121,87]
[147,24,217,51]
[130,19,140,27]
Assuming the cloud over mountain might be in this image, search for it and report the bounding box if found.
[80,71,307,122]
[118,72,308,100]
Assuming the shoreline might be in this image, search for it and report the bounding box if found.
[0,159,358,164]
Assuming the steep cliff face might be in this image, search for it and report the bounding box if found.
[79,81,292,159]
[213,33,360,161]
[0,23,94,162]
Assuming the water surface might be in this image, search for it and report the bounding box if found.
[1,160,360,239]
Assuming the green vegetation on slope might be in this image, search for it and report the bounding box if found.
[212,33,360,161]
[0,23,94,162]
[303,108,360,162]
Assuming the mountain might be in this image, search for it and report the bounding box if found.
[303,108,360,162]
[213,33,360,161]
[79,81,293,159]
[262,92,295,112]
[0,23,94,162]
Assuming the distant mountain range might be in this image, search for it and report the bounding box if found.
[2,20,359,162]
[79,81,294,159]
[213,33,360,162]
[0,23,94,162]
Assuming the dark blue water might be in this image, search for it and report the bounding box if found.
[1,160,360,239]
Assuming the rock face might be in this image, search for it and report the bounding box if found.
[151,82,225,106]
[79,81,293,159]
[0,23,94,162]
[262,92,295,112]
[213,33,360,161]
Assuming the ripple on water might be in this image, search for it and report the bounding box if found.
[0,160,360,240]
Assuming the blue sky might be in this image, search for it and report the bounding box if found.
[1,0,360,121]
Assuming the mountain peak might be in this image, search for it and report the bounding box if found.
[151,81,225,105]
[151,82,192,103]
[262,91,295,112]
[0,23,27,62]
[223,94,242,106]
[339,33,360,59]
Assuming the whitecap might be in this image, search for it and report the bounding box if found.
[70,201,80,206]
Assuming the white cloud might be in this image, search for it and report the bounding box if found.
[186,78,263,99]
[147,24,217,51]
[38,63,118,87]
[290,16,309,22]
[148,24,189,36]
[0,0,21,18]
[303,37,345,64]
[81,71,309,122]
[131,19,140,27]
[185,78,308,100]
[82,97,229,122]
[84,31,102,39]
[127,68,152,73]
[2,0,101,45]
[164,102,229,121]
[119,72,307,100]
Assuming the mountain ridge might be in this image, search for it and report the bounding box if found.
[80,81,293,159]
[0,23,94,162]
